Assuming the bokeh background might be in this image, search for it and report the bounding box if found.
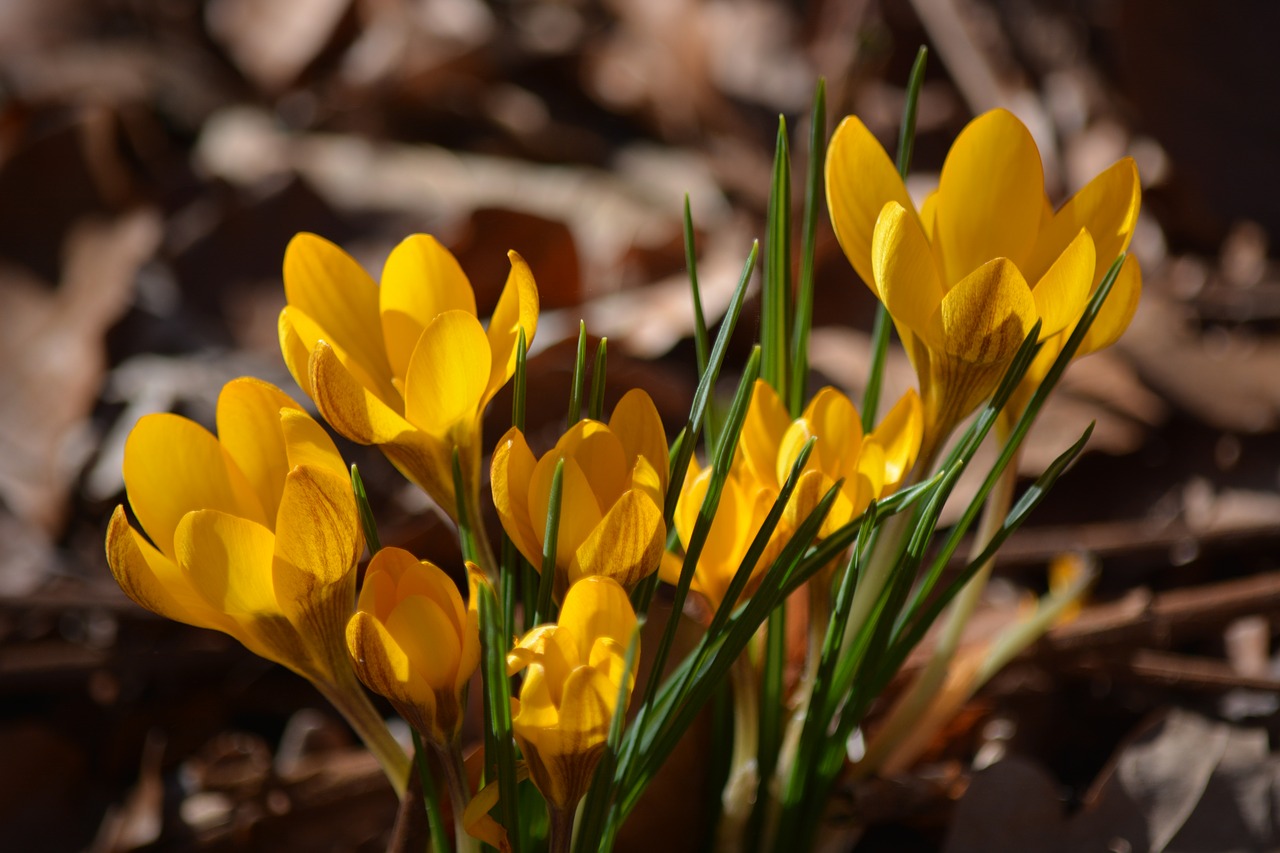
[2,0,1280,850]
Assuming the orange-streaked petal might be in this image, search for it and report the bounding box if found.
[215,378,298,525]
[491,428,543,567]
[608,388,669,495]
[379,234,478,384]
[570,490,665,589]
[283,233,392,389]
[106,506,229,630]
[1032,228,1095,339]
[272,466,360,606]
[404,310,491,439]
[485,250,540,404]
[283,305,403,407]
[934,109,1044,282]
[346,610,437,731]
[826,116,918,295]
[873,202,946,347]
[935,258,1037,364]
[124,413,267,560]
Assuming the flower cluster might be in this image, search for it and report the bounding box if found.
[104,95,1139,853]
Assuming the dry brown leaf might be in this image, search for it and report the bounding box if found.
[205,0,352,93]
[0,210,160,534]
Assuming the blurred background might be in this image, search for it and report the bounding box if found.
[2,0,1279,850]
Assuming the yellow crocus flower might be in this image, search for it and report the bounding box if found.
[491,389,668,596]
[665,381,921,612]
[278,233,538,538]
[826,108,1142,456]
[345,549,481,745]
[105,377,409,793]
[506,575,638,814]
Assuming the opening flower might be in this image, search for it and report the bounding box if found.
[279,233,539,544]
[346,549,481,746]
[491,389,668,596]
[665,381,920,612]
[105,377,410,792]
[826,108,1141,456]
[506,575,639,813]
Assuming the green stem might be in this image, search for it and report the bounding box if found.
[411,730,451,853]
[316,667,411,798]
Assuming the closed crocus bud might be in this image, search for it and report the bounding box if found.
[105,377,409,793]
[827,109,1142,457]
[279,233,538,539]
[506,576,638,814]
[345,550,481,746]
[491,389,668,596]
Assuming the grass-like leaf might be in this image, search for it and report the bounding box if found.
[762,118,792,399]
[568,320,588,426]
[532,458,565,627]
[589,336,608,421]
[477,576,521,853]
[788,79,827,417]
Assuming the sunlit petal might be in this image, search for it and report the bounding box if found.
[379,234,477,384]
[1032,228,1095,339]
[485,250,540,403]
[404,310,491,439]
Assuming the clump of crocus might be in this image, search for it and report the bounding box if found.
[506,575,639,837]
[666,380,921,613]
[826,108,1142,459]
[279,233,538,564]
[491,389,668,597]
[345,548,481,747]
[105,377,410,794]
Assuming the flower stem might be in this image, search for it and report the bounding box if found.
[716,654,760,853]
[438,739,477,853]
[548,804,576,853]
[316,668,412,798]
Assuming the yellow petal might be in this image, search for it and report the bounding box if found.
[391,551,466,638]
[346,610,437,734]
[508,625,557,675]
[311,340,453,506]
[283,233,392,392]
[457,564,484,693]
[558,576,637,663]
[491,428,543,567]
[872,202,946,347]
[379,234,478,385]
[404,310,491,439]
[852,439,886,508]
[556,420,629,511]
[358,558,397,618]
[800,386,863,477]
[124,413,266,560]
[1031,229,1095,339]
[826,116,918,296]
[529,454,603,566]
[485,250,540,403]
[870,389,923,493]
[673,461,710,550]
[1079,254,1142,357]
[175,509,279,618]
[106,506,229,630]
[386,592,462,690]
[934,109,1045,282]
[740,380,790,490]
[272,466,360,607]
[935,258,1036,364]
[215,378,297,522]
[628,455,664,514]
[608,388,669,495]
[569,490,665,589]
[1027,158,1140,286]
[284,305,402,408]
[278,408,347,480]
[557,662,617,739]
